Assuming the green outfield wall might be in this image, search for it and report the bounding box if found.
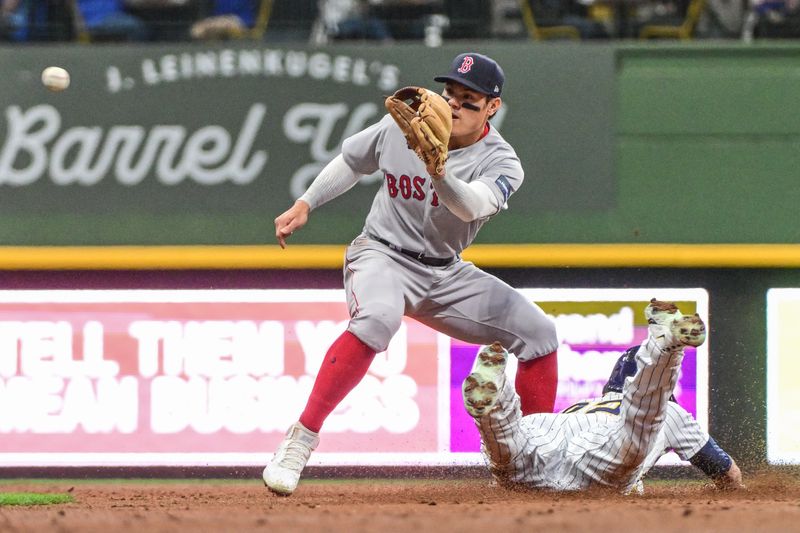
[1,42,798,247]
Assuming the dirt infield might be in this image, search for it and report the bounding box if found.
[1,470,798,532]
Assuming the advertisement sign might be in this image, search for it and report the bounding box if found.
[0,44,615,245]
[0,288,707,467]
[766,289,800,464]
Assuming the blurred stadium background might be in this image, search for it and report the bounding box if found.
[1,0,799,476]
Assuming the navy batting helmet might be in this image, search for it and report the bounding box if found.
[602,345,677,402]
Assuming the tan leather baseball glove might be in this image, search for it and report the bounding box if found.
[384,87,452,178]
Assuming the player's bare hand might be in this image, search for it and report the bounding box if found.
[714,461,745,491]
[274,200,310,249]
[427,163,445,181]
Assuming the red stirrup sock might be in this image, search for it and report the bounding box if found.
[299,330,377,433]
[515,350,558,415]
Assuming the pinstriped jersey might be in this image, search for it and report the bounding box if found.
[561,392,710,463]
[341,115,524,258]
[496,393,710,491]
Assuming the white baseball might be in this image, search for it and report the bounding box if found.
[41,66,70,92]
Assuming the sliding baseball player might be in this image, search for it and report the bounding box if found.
[463,299,744,492]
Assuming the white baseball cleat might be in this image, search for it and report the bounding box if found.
[645,298,706,348]
[462,341,509,417]
[670,313,706,347]
[263,422,320,496]
[644,298,681,326]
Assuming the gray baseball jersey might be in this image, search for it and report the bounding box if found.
[472,326,691,493]
[337,115,558,359]
[342,115,523,257]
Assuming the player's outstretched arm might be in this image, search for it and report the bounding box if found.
[273,154,363,248]
[688,436,745,490]
[274,200,310,249]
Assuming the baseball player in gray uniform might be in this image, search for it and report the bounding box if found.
[264,52,559,496]
[462,299,743,493]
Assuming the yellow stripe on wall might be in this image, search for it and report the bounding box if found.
[0,244,799,269]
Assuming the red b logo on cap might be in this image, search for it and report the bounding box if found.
[457,56,474,74]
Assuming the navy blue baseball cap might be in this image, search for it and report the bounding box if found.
[434,52,505,97]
